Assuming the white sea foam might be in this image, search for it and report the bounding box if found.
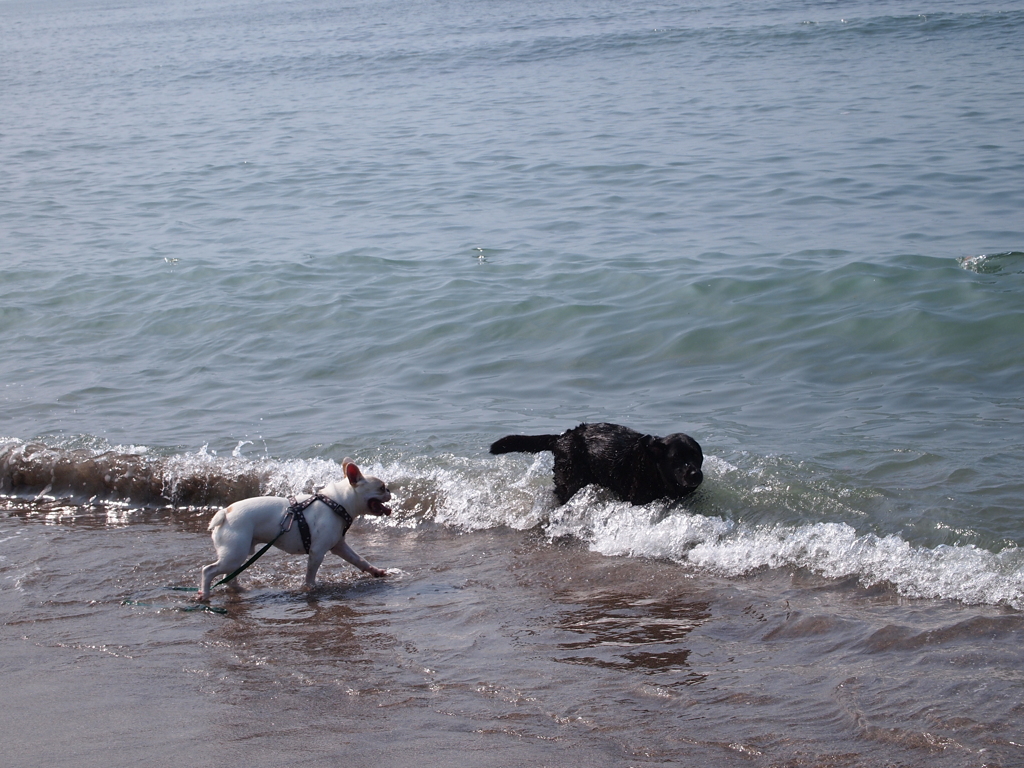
[372,453,553,532]
[541,498,1024,610]
[689,521,1024,608]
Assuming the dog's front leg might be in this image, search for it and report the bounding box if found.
[331,539,387,578]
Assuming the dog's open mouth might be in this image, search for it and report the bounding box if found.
[368,498,392,516]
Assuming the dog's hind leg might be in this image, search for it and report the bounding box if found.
[197,539,250,600]
[303,551,328,590]
[197,560,225,601]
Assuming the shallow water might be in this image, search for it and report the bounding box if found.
[3,0,1024,764]
[3,448,1024,766]
[4,499,1024,767]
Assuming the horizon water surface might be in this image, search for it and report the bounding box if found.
[3,0,1024,765]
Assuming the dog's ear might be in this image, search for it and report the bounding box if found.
[343,459,364,486]
[641,435,664,455]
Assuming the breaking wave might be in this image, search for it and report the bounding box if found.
[3,439,1021,610]
[957,251,1024,275]
[0,439,342,508]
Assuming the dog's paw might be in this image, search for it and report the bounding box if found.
[367,566,388,578]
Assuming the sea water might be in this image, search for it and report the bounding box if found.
[2,0,1024,765]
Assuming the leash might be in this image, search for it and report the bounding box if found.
[212,492,352,589]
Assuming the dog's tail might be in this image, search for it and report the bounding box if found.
[208,506,229,532]
[489,434,558,455]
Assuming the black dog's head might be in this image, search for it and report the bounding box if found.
[643,432,704,496]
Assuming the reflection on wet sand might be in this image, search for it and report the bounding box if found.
[553,589,710,685]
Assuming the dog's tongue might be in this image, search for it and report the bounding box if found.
[369,498,392,516]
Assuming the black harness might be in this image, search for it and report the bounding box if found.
[286,492,354,554]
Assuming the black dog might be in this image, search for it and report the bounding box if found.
[490,423,703,505]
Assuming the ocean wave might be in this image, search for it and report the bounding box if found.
[144,6,1024,87]
[387,451,1024,610]
[958,251,1024,275]
[3,439,1021,609]
[0,439,339,508]
[566,500,1024,610]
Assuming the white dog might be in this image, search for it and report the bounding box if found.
[197,459,392,599]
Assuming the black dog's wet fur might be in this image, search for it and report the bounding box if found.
[490,422,703,505]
